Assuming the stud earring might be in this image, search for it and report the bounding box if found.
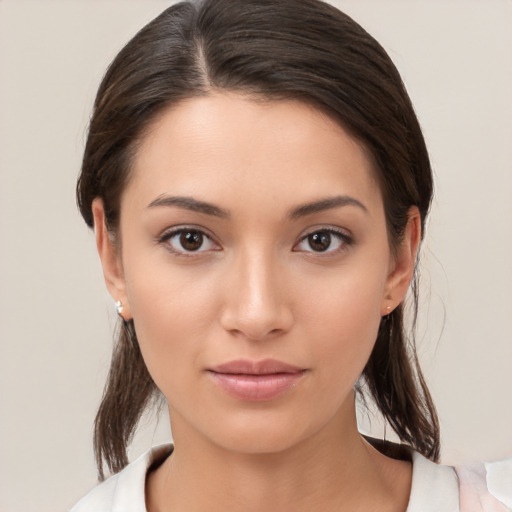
[115,300,124,318]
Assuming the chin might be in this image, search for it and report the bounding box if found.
[194,407,333,456]
[212,428,308,456]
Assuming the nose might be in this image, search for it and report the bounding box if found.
[219,249,294,341]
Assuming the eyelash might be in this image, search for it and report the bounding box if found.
[157,226,353,256]
[294,227,353,255]
[158,226,219,257]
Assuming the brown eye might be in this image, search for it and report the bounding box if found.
[180,230,204,251]
[307,231,332,252]
[161,228,218,254]
[294,228,351,254]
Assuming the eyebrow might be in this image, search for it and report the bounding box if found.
[147,195,230,218]
[146,194,367,219]
[289,195,368,219]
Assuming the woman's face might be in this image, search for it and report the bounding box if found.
[95,93,417,454]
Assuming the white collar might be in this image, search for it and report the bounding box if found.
[100,444,460,512]
[406,450,460,511]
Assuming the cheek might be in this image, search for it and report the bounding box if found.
[298,263,387,382]
[123,259,221,387]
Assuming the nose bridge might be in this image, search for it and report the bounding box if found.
[240,248,278,311]
[220,243,292,339]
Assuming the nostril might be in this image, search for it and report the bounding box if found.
[220,305,293,341]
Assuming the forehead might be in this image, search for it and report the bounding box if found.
[125,93,382,215]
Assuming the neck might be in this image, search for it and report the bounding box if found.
[146,401,411,512]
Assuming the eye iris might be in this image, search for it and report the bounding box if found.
[308,231,331,252]
[180,230,203,251]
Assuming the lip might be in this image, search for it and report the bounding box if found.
[207,359,307,402]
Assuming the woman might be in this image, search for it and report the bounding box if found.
[71,0,511,510]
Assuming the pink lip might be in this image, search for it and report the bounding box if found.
[207,359,306,402]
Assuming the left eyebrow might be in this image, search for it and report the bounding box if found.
[289,195,368,219]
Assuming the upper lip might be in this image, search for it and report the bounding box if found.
[208,359,304,375]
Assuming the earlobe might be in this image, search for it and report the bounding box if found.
[381,207,422,316]
[92,198,132,320]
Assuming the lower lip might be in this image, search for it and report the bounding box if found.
[208,371,305,401]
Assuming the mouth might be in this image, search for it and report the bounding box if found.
[206,359,307,402]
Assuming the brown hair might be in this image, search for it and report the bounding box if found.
[77,0,439,480]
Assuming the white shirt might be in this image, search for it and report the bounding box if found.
[70,444,512,512]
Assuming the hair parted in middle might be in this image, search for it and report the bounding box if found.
[77,0,439,480]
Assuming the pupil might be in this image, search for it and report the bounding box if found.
[309,232,331,252]
[180,230,203,251]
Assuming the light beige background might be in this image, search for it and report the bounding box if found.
[0,1,511,511]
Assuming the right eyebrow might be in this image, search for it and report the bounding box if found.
[146,195,230,219]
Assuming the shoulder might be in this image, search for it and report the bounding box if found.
[408,450,512,512]
[407,450,460,511]
[69,474,117,512]
[455,458,512,512]
[70,444,173,512]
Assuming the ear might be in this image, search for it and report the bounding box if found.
[92,198,132,321]
[381,206,422,316]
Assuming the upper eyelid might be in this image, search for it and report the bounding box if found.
[298,225,352,240]
[158,224,216,241]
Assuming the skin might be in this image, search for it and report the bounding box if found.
[93,93,421,511]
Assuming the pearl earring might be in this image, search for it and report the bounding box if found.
[115,300,124,318]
